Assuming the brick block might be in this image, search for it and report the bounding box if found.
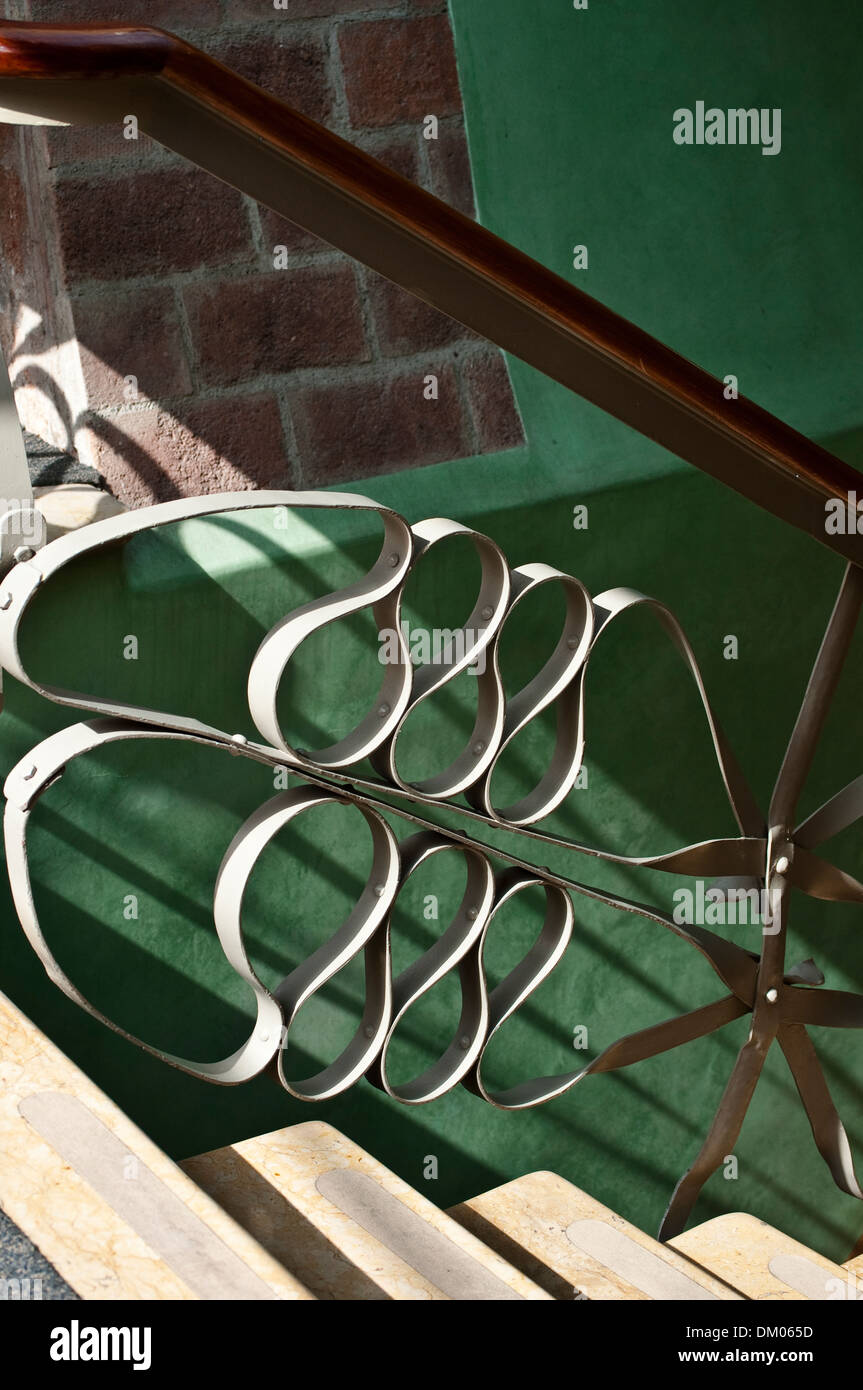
[214,34,333,125]
[73,287,193,408]
[45,124,159,170]
[55,168,254,281]
[339,16,463,128]
[27,1,221,23]
[463,351,525,453]
[231,0,395,17]
[290,365,469,484]
[363,133,423,185]
[78,393,289,506]
[184,265,368,386]
[368,274,472,357]
[258,211,324,260]
[428,123,475,217]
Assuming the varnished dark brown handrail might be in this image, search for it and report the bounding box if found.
[0,19,861,562]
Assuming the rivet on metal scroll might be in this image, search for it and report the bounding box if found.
[2,491,862,1238]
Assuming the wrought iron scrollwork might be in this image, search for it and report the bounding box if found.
[3,490,863,1239]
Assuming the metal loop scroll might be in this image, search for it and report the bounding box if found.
[3,486,862,1240]
[0,491,414,745]
[4,720,286,1087]
[1,719,760,1109]
[364,831,497,1104]
[367,518,512,799]
[466,563,593,825]
[0,488,764,845]
[214,783,400,1101]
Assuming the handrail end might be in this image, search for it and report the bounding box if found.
[0,20,180,83]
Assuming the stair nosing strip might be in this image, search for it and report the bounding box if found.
[315,1168,523,1301]
[767,1253,849,1300]
[565,1219,720,1300]
[19,1092,279,1302]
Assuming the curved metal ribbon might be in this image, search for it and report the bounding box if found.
[214,783,401,1101]
[2,488,862,1244]
[0,491,411,745]
[0,491,766,866]
[4,720,284,1086]
[1,720,766,1108]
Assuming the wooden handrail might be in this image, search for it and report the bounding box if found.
[0,19,861,562]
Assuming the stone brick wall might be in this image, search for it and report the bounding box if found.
[0,0,524,506]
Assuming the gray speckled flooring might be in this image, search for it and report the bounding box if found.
[0,1204,78,1300]
[24,432,104,489]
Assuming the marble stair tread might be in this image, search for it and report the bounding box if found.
[182,1119,551,1301]
[670,1213,849,1300]
[448,1169,741,1301]
[0,990,313,1301]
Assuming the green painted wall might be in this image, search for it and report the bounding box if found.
[449,0,863,493]
[1,0,862,1263]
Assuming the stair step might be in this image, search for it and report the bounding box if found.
[0,990,313,1301]
[447,1170,740,1300]
[670,1213,850,1300]
[182,1120,551,1301]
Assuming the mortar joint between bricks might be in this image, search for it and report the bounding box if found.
[242,196,271,270]
[171,282,203,397]
[83,344,477,420]
[275,392,305,490]
[63,250,357,301]
[451,354,481,458]
[324,14,355,135]
[353,263,384,363]
[48,147,182,181]
[134,347,476,403]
